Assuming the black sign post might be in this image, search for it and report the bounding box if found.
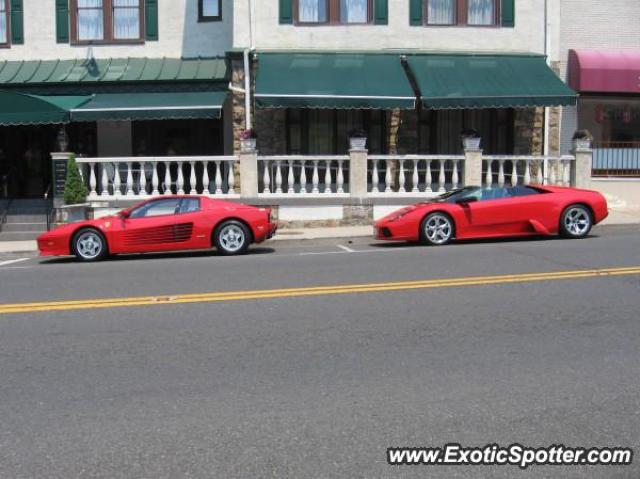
[51,152,69,207]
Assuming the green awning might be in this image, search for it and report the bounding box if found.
[0,57,228,85]
[406,54,577,109]
[255,53,415,109]
[0,90,90,125]
[71,91,227,121]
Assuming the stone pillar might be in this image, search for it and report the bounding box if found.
[571,144,593,189]
[463,148,483,187]
[349,148,368,199]
[239,149,259,198]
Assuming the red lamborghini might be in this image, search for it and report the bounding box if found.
[374,185,608,245]
[38,196,277,261]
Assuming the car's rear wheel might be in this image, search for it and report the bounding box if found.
[420,213,454,246]
[71,228,108,262]
[214,220,250,255]
[560,205,592,238]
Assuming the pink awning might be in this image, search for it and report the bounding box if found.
[569,49,640,94]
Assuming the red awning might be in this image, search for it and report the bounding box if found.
[569,49,640,94]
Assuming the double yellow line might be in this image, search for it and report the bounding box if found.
[1,265,639,315]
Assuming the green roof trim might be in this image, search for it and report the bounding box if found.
[0,58,228,85]
[406,54,577,109]
[255,52,416,110]
[70,91,227,122]
[0,90,90,125]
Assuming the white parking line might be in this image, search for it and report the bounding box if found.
[0,258,31,267]
[337,244,356,253]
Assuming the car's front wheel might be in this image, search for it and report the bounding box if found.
[420,213,454,246]
[560,205,592,238]
[71,228,108,262]
[214,220,250,255]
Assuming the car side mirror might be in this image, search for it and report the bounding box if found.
[456,197,478,206]
[119,210,130,219]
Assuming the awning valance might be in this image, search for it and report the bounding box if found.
[0,90,90,125]
[569,49,640,94]
[255,53,416,110]
[70,91,227,121]
[406,54,577,109]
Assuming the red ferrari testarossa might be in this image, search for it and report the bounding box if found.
[374,185,608,245]
[38,196,277,261]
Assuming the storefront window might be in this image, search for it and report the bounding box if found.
[579,97,640,146]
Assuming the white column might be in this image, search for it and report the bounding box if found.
[510,160,518,187]
[299,160,307,194]
[189,161,197,194]
[484,159,492,187]
[337,159,344,194]
[151,162,159,195]
[536,160,544,185]
[425,160,432,192]
[202,161,210,195]
[275,160,283,194]
[312,160,320,194]
[287,160,295,194]
[497,160,505,187]
[384,160,392,193]
[571,144,593,189]
[371,159,379,193]
[412,160,419,192]
[140,162,148,196]
[524,161,531,185]
[398,160,406,193]
[227,162,236,194]
[101,164,109,197]
[438,159,446,192]
[88,163,97,199]
[262,160,271,194]
[214,160,223,195]
[176,162,185,194]
[164,162,172,195]
[324,160,332,194]
[452,160,459,189]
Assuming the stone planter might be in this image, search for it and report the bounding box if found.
[349,137,367,150]
[573,138,591,150]
[462,137,481,150]
[240,138,257,152]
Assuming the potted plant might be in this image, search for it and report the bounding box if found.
[62,154,89,222]
[348,128,367,150]
[572,129,593,150]
[240,129,257,151]
[460,129,481,150]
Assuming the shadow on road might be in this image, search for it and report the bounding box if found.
[367,234,600,249]
[38,247,276,265]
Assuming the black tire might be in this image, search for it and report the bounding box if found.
[71,228,109,262]
[420,212,454,246]
[214,220,251,255]
[559,204,593,238]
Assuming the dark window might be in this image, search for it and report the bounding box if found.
[129,198,181,218]
[71,0,144,43]
[199,0,222,21]
[424,0,498,26]
[0,0,8,45]
[179,198,200,214]
[286,109,386,154]
[295,0,373,25]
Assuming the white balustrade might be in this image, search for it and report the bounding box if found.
[257,156,349,196]
[76,156,239,199]
[367,156,465,196]
[482,156,576,188]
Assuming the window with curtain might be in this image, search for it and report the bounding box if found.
[427,0,455,25]
[77,0,105,41]
[468,0,495,25]
[340,0,368,23]
[0,0,7,44]
[113,0,140,39]
[199,0,221,20]
[298,0,328,23]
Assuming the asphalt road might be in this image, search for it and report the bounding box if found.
[0,225,639,478]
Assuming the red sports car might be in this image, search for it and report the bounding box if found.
[38,196,277,261]
[374,185,608,245]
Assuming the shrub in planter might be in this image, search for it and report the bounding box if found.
[572,129,593,149]
[460,129,481,149]
[63,154,88,205]
[240,129,257,151]
[348,128,368,149]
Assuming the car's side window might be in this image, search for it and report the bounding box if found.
[129,199,182,218]
[507,186,542,197]
[480,188,510,201]
[179,198,200,214]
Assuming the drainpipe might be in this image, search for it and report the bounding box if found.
[543,0,551,156]
[244,0,256,131]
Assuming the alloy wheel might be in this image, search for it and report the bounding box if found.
[76,231,103,260]
[424,214,453,245]
[219,224,246,253]
[564,207,591,236]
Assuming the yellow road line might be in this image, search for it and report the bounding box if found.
[1,266,639,315]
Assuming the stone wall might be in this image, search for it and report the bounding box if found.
[513,108,544,155]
